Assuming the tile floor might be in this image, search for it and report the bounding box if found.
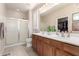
[3,45,37,56]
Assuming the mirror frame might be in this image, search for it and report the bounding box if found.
[72,12,79,31]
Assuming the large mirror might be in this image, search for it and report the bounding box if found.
[72,12,79,31]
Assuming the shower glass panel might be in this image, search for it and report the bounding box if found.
[5,19,28,45]
[19,20,28,42]
[6,20,18,45]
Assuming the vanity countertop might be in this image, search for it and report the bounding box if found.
[32,32,79,46]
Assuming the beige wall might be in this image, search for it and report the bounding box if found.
[40,4,79,32]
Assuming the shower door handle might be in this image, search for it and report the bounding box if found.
[0,23,4,39]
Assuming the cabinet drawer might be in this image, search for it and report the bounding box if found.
[38,36,50,44]
[43,38,50,44]
[38,36,43,41]
[50,39,63,49]
[64,43,79,55]
[32,35,37,40]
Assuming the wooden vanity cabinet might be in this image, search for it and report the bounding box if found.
[63,43,79,56]
[32,34,79,56]
[32,35,55,56]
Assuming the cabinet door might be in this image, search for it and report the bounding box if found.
[43,43,54,56]
[36,39,40,54]
[36,39,42,55]
[56,48,72,56]
[38,41,43,56]
[32,35,37,50]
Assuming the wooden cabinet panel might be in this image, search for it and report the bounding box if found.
[35,36,43,56]
[50,39,63,49]
[39,41,43,56]
[64,43,79,56]
[36,39,40,55]
[56,48,72,56]
[43,43,54,56]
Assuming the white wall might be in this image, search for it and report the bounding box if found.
[40,4,79,32]
[0,4,5,16]
[0,3,6,22]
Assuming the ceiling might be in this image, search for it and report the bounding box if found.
[39,3,71,16]
[4,3,70,16]
[4,3,43,19]
[5,3,42,12]
[5,3,30,13]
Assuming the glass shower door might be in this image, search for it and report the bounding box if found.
[5,20,18,45]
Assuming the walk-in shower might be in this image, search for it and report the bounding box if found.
[5,18,29,47]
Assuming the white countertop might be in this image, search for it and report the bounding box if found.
[33,32,79,46]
